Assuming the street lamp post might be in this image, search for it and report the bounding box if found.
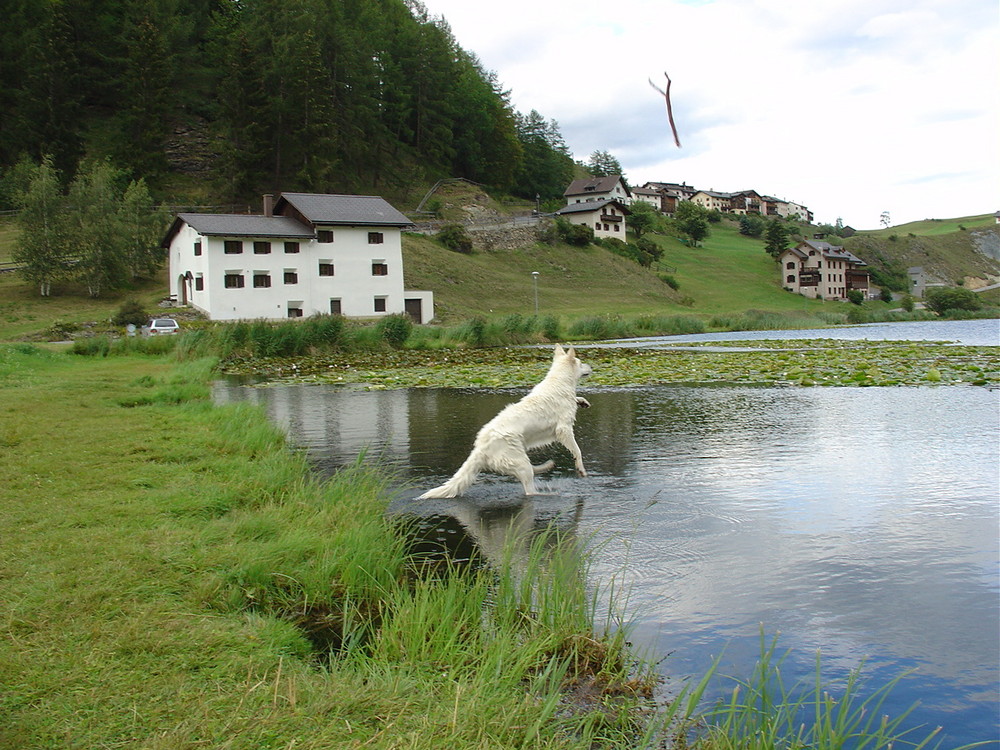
[531,271,539,314]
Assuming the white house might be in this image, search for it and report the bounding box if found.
[164,193,434,323]
[555,198,630,239]
[563,175,631,205]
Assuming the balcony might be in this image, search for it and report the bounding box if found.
[847,272,869,290]
[600,213,623,222]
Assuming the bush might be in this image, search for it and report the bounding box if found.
[599,237,653,267]
[376,313,413,348]
[846,289,864,306]
[659,274,680,290]
[437,223,474,254]
[924,287,982,314]
[636,236,663,263]
[112,299,148,327]
[738,214,766,238]
[554,217,594,246]
[900,294,915,312]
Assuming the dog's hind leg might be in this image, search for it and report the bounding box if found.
[510,456,542,496]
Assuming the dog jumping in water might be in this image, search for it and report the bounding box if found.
[418,344,592,498]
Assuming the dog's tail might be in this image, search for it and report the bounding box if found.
[417,450,486,499]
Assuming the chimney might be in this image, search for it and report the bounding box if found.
[263,194,274,217]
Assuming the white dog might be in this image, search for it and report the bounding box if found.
[418,344,592,498]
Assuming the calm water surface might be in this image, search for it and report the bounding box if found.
[606,317,1000,347]
[213,321,1000,746]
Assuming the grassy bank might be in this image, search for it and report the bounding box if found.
[0,346,665,748]
[3,346,978,748]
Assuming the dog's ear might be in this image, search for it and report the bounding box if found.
[566,346,576,358]
[553,343,565,358]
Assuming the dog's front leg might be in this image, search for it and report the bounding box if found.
[556,426,587,477]
[576,396,591,408]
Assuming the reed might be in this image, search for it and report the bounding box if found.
[695,633,961,750]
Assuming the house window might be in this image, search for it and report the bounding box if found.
[224,240,243,254]
[284,270,298,284]
[613,224,619,232]
[317,230,334,243]
[194,240,202,256]
[288,307,304,318]
[368,232,384,244]
[371,262,388,276]
[374,296,387,313]
[786,275,795,283]
[284,241,300,254]
[253,241,271,254]
[224,273,244,288]
[253,273,271,288]
[195,274,204,291]
[786,262,795,269]
[318,262,335,277]
[330,299,342,315]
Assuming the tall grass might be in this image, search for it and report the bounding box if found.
[68,305,959,363]
[696,634,956,750]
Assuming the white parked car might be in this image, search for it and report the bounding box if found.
[146,318,180,336]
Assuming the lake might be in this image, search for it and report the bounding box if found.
[213,320,1000,746]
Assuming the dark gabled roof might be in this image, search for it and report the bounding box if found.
[780,245,808,259]
[556,198,630,216]
[797,240,867,266]
[162,213,314,246]
[563,175,631,198]
[642,181,696,194]
[275,193,412,226]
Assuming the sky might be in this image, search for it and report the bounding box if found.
[420,0,998,230]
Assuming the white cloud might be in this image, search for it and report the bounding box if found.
[422,0,998,228]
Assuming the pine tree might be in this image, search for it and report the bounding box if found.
[587,150,623,178]
[764,219,790,259]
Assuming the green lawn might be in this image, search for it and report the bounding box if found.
[403,222,847,324]
[860,213,994,237]
[649,224,831,315]
[0,348,658,749]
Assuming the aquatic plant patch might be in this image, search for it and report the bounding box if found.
[221,340,1000,389]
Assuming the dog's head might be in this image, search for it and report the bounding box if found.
[553,344,592,381]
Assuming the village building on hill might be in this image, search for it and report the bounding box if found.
[630,180,813,222]
[778,239,870,301]
[555,199,630,239]
[163,193,434,323]
[563,175,631,205]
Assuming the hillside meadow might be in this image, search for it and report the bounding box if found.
[5,211,999,343]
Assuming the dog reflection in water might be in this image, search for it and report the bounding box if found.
[396,494,584,575]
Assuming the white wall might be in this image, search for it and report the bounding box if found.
[169,222,432,321]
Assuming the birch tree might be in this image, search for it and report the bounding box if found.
[13,156,68,297]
